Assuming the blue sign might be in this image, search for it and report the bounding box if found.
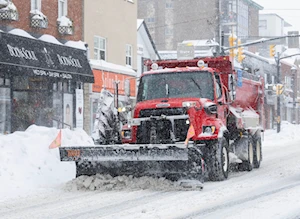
[237,69,243,87]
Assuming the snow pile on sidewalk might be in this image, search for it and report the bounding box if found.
[263,121,300,147]
[0,125,93,200]
[65,174,202,191]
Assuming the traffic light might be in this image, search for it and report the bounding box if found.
[275,84,284,96]
[228,34,237,58]
[269,44,276,57]
[237,39,245,63]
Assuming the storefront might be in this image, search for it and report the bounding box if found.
[0,32,94,133]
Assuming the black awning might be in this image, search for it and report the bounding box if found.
[0,32,94,83]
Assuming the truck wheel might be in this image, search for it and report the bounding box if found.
[238,136,254,171]
[253,136,262,168]
[209,137,229,181]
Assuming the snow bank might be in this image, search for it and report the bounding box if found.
[65,174,202,192]
[0,125,93,200]
[263,121,300,147]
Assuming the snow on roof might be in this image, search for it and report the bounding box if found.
[137,19,143,30]
[244,50,276,64]
[8,28,36,39]
[90,59,136,76]
[39,34,62,45]
[64,40,87,50]
[280,48,300,66]
[182,39,219,47]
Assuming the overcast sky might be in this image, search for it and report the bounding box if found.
[254,0,300,33]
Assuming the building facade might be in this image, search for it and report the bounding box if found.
[138,0,262,51]
[83,0,138,135]
[0,0,93,134]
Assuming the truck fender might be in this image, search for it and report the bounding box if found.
[218,125,229,140]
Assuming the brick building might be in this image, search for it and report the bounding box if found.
[0,0,93,134]
[138,0,263,51]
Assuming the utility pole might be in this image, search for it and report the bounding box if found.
[275,53,281,133]
[291,65,297,124]
[275,54,300,132]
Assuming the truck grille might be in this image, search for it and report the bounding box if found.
[137,108,189,144]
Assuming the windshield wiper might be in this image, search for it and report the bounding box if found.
[190,78,202,97]
[162,77,169,98]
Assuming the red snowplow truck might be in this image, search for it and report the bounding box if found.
[59,55,264,182]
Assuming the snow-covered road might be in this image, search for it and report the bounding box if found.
[1,123,300,218]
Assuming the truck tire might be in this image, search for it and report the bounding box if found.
[238,135,254,171]
[253,136,262,168]
[208,137,229,181]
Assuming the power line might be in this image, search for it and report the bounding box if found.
[263,9,300,10]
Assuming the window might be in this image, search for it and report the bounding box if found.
[166,1,173,9]
[215,75,223,99]
[31,0,41,11]
[126,44,132,67]
[147,17,155,23]
[137,71,214,102]
[94,36,106,61]
[285,76,292,89]
[165,27,173,36]
[58,0,68,18]
[259,20,267,29]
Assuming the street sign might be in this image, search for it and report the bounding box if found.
[177,43,194,60]
[237,69,243,87]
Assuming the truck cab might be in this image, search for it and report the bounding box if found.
[122,58,234,145]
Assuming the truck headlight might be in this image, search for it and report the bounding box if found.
[203,126,216,134]
[182,101,197,108]
[121,130,132,139]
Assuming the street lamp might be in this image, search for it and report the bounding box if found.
[291,65,297,124]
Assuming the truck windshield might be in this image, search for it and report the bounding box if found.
[137,71,214,102]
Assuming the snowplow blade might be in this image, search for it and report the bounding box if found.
[59,144,205,181]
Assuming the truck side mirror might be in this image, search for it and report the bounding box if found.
[124,79,130,97]
[228,74,236,101]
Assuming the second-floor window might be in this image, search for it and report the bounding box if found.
[58,0,68,18]
[31,0,41,11]
[126,44,132,67]
[94,36,106,61]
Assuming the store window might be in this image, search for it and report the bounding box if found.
[94,36,106,61]
[11,76,53,132]
[0,74,11,134]
[126,44,132,67]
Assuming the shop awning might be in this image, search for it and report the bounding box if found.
[0,32,94,83]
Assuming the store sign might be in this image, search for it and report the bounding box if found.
[33,69,72,79]
[0,32,93,83]
[76,89,84,129]
[7,44,38,60]
[237,69,243,87]
[92,69,136,96]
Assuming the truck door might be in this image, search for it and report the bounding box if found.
[215,74,227,125]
